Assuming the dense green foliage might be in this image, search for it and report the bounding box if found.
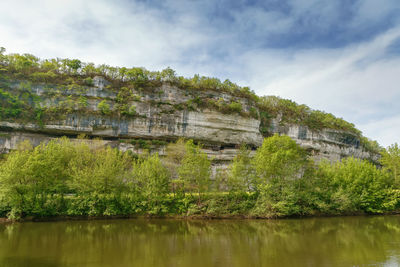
[257,96,361,135]
[0,135,398,220]
[380,143,400,185]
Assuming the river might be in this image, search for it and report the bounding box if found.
[0,216,399,266]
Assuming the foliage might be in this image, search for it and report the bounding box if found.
[252,134,308,184]
[207,98,244,115]
[314,158,395,213]
[119,139,168,150]
[0,48,379,155]
[178,140,211,196]
[0,135,399,220]
[131,154,170,214]
[0,48,397,219]
[257,96,361,136]
[228,144,255,193]
[164,138,187,179]
[97,100,111,115]
[380,143,400,185]
[69,144,131,194]
[360,137,382,154]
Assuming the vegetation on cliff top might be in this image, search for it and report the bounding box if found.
[0,135,398,220]
[0,48,381,153]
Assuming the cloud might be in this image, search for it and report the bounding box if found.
[359,114,400,148]
[1,0,400,146]
[239,27,400,146]
[0,0,211,69]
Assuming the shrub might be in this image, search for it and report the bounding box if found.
[97,100,111,115]
[228,101,243,114]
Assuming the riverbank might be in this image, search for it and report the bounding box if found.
[2,209,399,223]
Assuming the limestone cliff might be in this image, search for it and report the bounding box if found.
[0,76,379,169]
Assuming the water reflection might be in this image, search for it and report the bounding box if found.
[0,216,399,267]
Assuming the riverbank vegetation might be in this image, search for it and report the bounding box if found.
[0,48,381,153]
[0,135,398,220]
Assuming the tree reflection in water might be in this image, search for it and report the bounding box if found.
[0,216,399,267]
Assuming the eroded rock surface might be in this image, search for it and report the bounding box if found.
[0,78,378,168]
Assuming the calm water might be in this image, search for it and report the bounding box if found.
[0,216,399,267]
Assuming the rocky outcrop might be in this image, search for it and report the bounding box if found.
[0,77,377,167]
[269,119,378,162]
[3,79,262,146]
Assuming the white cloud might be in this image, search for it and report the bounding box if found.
[240,27,400,145]
[0,0,210,69]
[1,0,400,146]
[359,115,400,148]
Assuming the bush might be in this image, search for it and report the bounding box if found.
[83,77,93,86]
[97,100,111,115]
[228,101,243,114]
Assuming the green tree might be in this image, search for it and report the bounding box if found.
[0,139,76,218]
[82,62,97,76]
[0,141,33,218]
[380,143,400,185]
[66,59,81,74]
[22,138,76,195]
[69,143,130,194]
[131,154,170,214]
[228,144,255,192]
[164,138,186,178]
[160,67,177,82]
[178,140,211,197]
[0,47,6,66]
[318,157,394,213]
[252,134,308,184]
[250,135,309,217]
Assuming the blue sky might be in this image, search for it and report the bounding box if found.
[1,0,400,147]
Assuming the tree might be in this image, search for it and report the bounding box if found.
[82,62,97,76]
[252,134,308,184]
[69,144,130,194]
[118,67,127,81]
[380,143,400,185]
[66,59,81,74]
[160,67,177,82]
[178,140,211,197]
[164,138,186,178]
[0,47,6,65]
[318,157,393,213]
[0,140,33,218]
[0,138,76,218]
[228,144,255,192]
[131,154,170,213]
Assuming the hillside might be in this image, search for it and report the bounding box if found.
[0,49,381,166]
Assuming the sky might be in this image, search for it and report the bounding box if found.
[1,0,400,147]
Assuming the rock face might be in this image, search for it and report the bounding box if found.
[0,77,377,168]
[269,119,378,163]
